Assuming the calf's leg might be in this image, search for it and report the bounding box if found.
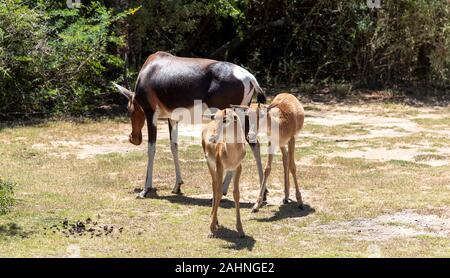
[288,138,304,209]
[209,157,224,237]
[280,146,290,204]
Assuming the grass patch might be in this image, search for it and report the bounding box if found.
[0,178,15,215]
[414,154,448,162]
[412,117,450,127]
[304,123,370,137]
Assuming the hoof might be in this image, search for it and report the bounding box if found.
[298,204,305,210]
[136,188,152,199]
[238,233,245,238]
[171,188,183,195]
[282,198,290,204]
[208,233,216,238]
[171,181,184,195]
[251,207,259,213]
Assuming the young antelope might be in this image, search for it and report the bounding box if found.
[202,108,247,238]
[233,93,305,212]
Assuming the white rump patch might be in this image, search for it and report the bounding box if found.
[233,66,255,105]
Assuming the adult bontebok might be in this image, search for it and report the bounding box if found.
[113,51,265,198]
[202,108,246,238]
[232,93,305,212]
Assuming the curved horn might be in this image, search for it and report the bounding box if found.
[123,52,131,90]
[112,82,133,100]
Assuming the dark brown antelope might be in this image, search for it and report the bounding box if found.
[202,108,246,238]
[113,51,265,198]
[232,93,305,212]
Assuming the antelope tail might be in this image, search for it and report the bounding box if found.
[250,79,266,104]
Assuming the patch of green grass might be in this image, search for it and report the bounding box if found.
[414,154,448,162]
[365,132,450,149]
[420,148,438,153]
[388,160,422,167]
[304,123,370,137]
[0,178,15,215]
[412,117,450,127]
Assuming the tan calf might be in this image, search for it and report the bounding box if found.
[233,93,305,212]
[202,109,247,238]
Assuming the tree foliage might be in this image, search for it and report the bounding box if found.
[0,0,126,116]
[0,0,449,116]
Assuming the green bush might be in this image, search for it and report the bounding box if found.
[0,0,126,116]
[0,178,14,214]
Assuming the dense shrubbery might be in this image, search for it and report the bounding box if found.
[0,0,449,116]
[0,0,126,116]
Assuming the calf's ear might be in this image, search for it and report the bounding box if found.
[230,104,249,114]
[112,82,133,101]
[202,113,216,120]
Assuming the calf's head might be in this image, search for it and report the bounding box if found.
[204,109,245,144]
[231,104,269,142]
[113,83,145,145]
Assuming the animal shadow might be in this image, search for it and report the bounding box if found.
[213,226,256,251]
[256,203,315,222]
[136,188,253,209]
[0,223,32,238]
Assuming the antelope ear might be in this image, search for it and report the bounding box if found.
[112,82,133,101]
[203,113,216,120]
[230,105,249,114]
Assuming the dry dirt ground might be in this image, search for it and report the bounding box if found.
[0,99,449,257]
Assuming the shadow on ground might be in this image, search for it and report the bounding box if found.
[0,223,32,239]
[255,203,315,222]
[135,188,254,209]
[214,226,256,251]
[157,194,254,209]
